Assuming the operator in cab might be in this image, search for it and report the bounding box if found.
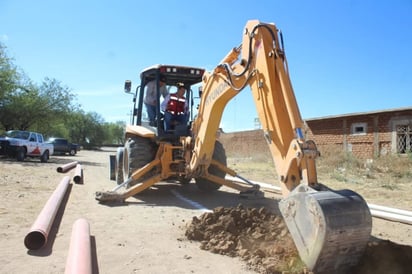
[144,76,168,126]
[161,84,188,131]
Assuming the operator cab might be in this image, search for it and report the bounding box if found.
[124,64,205,140]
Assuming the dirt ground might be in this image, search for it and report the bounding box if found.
[1,148,412,274]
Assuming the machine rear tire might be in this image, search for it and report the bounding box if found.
[195,141,226,191]
[109,155,116,180]
[123,136,157,187]
[115,147,124,184]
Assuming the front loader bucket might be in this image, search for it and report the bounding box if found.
[279,184,372,273]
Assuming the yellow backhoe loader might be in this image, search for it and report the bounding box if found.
[96,20,372,273]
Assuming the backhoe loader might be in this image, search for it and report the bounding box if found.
[96,20,372,273]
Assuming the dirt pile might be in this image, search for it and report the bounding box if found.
[185,205,306,273]
[185,205,412,274]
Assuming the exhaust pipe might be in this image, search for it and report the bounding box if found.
[73,164,83,184]
[57,161,79,173]
[24,176,71,250]
[65,218,92,274]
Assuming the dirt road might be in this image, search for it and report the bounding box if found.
[0,148,411,273]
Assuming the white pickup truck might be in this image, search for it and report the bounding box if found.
[0,130,54,162]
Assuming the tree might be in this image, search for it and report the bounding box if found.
[0,43,21,130]
[0,42,124,147]
[103,121,125,145]
[0,43,19,101]
[65,110,107,148]
[1,44,76,131]
[0,75,76,131]
[31,78,76,133]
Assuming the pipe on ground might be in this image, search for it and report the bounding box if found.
[370,209,412,225]
[57,161,79,173]
[73,164,83,184]
[65,218,92,274]
[368,203,412,218]
[226,175,412,225]
[24,176,71,250]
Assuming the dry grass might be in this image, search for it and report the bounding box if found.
[227,156,277,183]
[317,146,412,184]
[227,146,412,210]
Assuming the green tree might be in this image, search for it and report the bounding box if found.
[46,121,71,140]
[0,42,124,148]
[65,110,107,148]
[103,121,125,145]
[31,78,76,133]
[0,43,21,130]
[0,43,19,101]
[0,76,76,131]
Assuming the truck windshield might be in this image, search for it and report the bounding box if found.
[5,130,30,140]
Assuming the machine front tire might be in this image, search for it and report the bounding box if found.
[195,141,226,191]
[123,136,157,187]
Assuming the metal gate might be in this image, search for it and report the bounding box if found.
[396,125,412,153]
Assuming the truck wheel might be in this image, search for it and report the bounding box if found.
[195,141,226,191]
[69,149,76,156]
[16,147,26,162]
[115,147,124,185]
[40,150,49,163]
[123,136,157,187]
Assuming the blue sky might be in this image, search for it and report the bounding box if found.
[1,0,411,132]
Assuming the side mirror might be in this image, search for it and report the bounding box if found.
[198,86,203,98]
[124,80,132,93]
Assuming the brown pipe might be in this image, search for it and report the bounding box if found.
[57,161,79,173]
[73,164,83,184]
[65,218,92,274]
[24,176,71,250]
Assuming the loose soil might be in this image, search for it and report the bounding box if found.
[186,205,412,274]
[0,148,411,273]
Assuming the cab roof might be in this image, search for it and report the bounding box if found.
[140,64,205,87]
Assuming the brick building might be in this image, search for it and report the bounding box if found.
[305,107,412,158]
[220,107,412,159]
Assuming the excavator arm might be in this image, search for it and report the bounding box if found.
[189,20,317,196]
[189,20,372,273]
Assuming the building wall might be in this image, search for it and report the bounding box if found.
[306,109,412,158]
[220,108,412,159]
[218,129,271,159]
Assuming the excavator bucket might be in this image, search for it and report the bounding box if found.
[279,184,372,273]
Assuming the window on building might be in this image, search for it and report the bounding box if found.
[254,117,261,129]
[351,122,367,135]
[396,125,412,154]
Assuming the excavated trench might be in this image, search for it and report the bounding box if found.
[185,205,412,274]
